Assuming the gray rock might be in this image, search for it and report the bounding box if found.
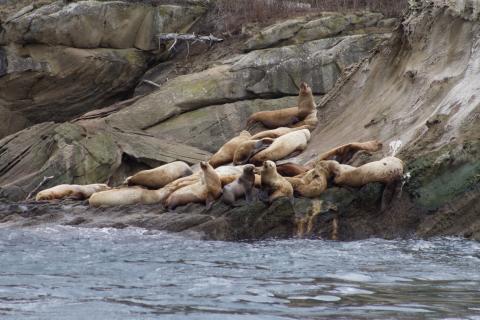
[0,121,211,198]
[1,2,205,50]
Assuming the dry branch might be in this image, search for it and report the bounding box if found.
[158,33,224,52]
[26,176,54,201]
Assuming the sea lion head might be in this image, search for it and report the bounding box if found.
[200,161,209,170]
[243,164,255,175]
[299,82,312,95]
[263,160,276,171]
[373,140,383,150]
[299,129,311,140]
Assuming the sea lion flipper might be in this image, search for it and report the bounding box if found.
[245,188,254,202]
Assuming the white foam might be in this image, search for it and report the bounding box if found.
[389,140,403,156]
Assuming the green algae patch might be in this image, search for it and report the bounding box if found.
[405,141,480,210]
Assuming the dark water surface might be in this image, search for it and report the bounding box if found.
[0,226,479,319]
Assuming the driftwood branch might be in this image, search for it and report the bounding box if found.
[158,33,223,52]
[142,79,162,88]
[26,176,54,201]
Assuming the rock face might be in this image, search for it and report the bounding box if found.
[148,97,299,153]
[0,45,149,124]
[0,121,210,201]
[244,11,396,51]
[106,33,388,150]
[0,1,204,50]
[2,1,478,242]
[0,1,206,138]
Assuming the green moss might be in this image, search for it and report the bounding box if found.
[405,140,480,210]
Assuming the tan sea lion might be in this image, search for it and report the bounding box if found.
[209,131,252,168]
[260,160,294,204]
[36,184,110,201]
[233,138,274,165]
[285,164,331,198]
[322,156,404,187]
[89,187,166,207]
[276,162,309,177]
[124,161,193,189]
[246,82,316,129]
[165,161,222,210]
[251,129,311,164]
[90,174,202,208]
[222,164,256,206]
[251,125,311,139]
[312,140,383,166]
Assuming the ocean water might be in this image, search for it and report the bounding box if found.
[0,226,479,319]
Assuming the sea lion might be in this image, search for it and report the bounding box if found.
[260,160,294,204]
[209,131,252,168]
[233,138,274,165]
[36,184,110,201]
[276,162,309,177]
[250,129,311,164]
[285,164,331,198]
[312,140,383,166]
[322,156,404,187]
[89,187,167,207]
[165,161,222,210]
[222,164,256,206]
[124,161,193,189]
[246,82,316,129]
[290,108,318,129]
[251,125,311,139]
[90,173,203,208]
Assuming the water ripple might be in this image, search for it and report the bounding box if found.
[0,226,479,319]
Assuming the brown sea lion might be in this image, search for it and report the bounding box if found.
[36,184,110,201]
[260,160,294,204]
[124,161,193,189]
[313,140,383,165]
[165,161,222,210]
[251,129,311,164]
[322,157,404,187]
[290,108,318,129]
[285,164,331,198]
[233,138,274,165]
[276,162,309,177]
[246,82,316,129]
[209,131,252,168]
[251,125,311,139]
[222,164,256,206]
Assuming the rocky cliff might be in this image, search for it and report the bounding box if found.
[0,0,479,241]
[0,0,204,137]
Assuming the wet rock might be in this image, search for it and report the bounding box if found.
[0,198,297,241]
